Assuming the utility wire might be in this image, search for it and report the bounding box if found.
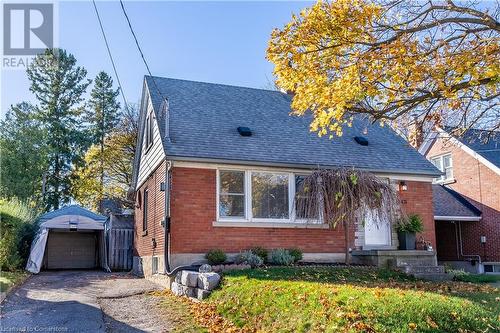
[92,0,129,110]
[119,0,167,103]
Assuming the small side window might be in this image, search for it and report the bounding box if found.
[143,189,149,232]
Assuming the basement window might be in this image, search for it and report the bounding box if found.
[152,256,159,275]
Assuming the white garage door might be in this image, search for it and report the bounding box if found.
[47,231,97,269]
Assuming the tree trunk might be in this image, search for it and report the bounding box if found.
[344,221,350,266]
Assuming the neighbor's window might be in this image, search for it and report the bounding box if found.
[219,170,245,218]
[431,154,453,182]
[143,189,149,232]
[252,172,289,219]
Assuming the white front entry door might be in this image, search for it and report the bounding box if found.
[364,211,391,249]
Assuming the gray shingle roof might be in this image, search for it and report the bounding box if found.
[39,205,107,223]
[144,76,440,176]
[446,127,500,168]
[433,185,481,219]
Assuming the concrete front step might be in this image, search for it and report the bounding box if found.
[413,273,453,281]
[400,265,445,274]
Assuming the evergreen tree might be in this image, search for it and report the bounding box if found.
[0,103,48,204]
[83,71,120,211]
[26,48,90,210]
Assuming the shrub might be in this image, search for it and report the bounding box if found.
[268,248,295,266]
[206,249,227,265]
[250,247,268,262]
[0,199,38,271]
[396,214,424,233]
[235,250,263,268]
[288,248,303,262]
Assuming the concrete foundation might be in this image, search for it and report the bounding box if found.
[351,250,437,268]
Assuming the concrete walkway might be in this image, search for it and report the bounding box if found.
[0,271,167,332]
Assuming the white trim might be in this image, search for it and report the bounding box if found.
[173,160,436,182]
[435,127,500,177]
[434,215,482,221]
[215,168,325,226]
[429,153,453,182]
[212,221,329,229]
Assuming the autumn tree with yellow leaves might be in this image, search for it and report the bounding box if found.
[267,0,499,139]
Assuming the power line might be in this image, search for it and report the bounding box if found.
[119,0,167,103]
[92,0,129,110]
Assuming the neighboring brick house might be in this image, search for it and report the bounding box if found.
[131,76,441,277]
[420,127,500,273]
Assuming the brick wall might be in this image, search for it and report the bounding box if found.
[135,166,437,263]
[426,137,500,262]
[134,161,166,259]
[399,180,436,249]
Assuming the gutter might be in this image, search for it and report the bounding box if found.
[454,221,481,264]
[435,216,482,221]
[166,155,443,177]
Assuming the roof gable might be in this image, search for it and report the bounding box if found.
[39,205,106,223]
[136,76,440,178]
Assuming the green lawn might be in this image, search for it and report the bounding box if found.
[0,270,29,293]
[454,273,500,284]
[196,267,500,333]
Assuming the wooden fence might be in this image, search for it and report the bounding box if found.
[108,228,133,271]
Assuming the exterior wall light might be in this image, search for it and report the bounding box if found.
[399,181,408,191]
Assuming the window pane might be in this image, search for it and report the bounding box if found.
[219,194,245,217]
[445,168,453,180]
[252,173,289,219]
[431,157,443,171]
[295,175,318,219]
[443,155,452,168]
[220,171,244,194]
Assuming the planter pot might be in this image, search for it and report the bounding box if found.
[398,232,416,250]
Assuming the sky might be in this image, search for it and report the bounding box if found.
[1,1,312,116]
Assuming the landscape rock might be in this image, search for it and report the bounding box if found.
[174,272,182,284]
[197,272,221,291]
[180,270,200,287]
[170,282,183,296]
[181,285,196,298]
[199,264,213,273]
[196,288,211,300]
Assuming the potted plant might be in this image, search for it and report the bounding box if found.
[396,214,424,250]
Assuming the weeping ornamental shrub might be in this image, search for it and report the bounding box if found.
[269,249,295,266]
[0,199,38,271]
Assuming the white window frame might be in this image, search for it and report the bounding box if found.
[430,153,453,183]
[215,168,323,224]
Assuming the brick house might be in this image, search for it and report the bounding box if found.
[131,76,441,277]
[420,127,500,273]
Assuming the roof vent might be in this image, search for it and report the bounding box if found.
[237,127,252,137]
[354,136,369,146]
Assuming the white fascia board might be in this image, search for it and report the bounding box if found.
[435,127,500,177]
[434,215,482,221]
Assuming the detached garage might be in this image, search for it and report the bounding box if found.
[26,205,110,273]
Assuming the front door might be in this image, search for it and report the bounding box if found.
[364,211,391,249]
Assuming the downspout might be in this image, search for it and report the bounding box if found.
[162,159,200,276]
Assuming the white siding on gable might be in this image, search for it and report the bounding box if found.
[136,99,166,189]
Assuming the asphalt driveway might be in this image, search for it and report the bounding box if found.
[0,271,167,332]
